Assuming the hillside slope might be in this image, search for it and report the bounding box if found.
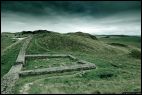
[26,32,136,55]
[12,31,141,94]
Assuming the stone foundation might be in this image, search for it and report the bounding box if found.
[19,63,96,77]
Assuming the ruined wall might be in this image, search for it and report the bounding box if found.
[19,63,96,77]
[16,36,32,64]
[1,36,32,94]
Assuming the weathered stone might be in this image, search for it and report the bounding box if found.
[1,36,32,94]
[68,54,78,61]
[1,64,23,94]
[77,60,93,64]
[25,54,69,59]
[19,63,96,77]
[16,36,32,65]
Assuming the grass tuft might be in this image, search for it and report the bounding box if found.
[129,49,141,59]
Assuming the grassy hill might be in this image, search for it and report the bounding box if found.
[66,32,97,40]
[1,31,141,94]
[27,32,135,54]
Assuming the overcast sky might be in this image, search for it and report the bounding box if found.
[1,1,141,35]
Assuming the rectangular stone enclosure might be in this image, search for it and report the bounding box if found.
[20,54,96,76]
[23,54,78,70]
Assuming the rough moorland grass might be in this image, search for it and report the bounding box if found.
[1,36,17,51]
[108,43,128,47]
[129,49,141,59]
[13,33,141,94]
[14,68,140,94]
[14,50,141,94]
[1,40,24,77]
[26,36,50,54]
[23,57,77,70]
[13,71,83,93]
[99,36,141,48]
[26,33,129,55]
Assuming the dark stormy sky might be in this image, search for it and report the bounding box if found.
[1,1,141,35]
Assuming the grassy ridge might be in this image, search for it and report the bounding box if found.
[27,33,130,55]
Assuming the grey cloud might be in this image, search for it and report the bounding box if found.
[1,1,141,35]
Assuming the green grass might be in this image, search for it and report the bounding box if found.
[2,32,141,94]
[1,40,24,77]
[14,58,141,94]
[98,35,141,48]
[129,49,141,59]
[23,57,77,70]
[27,33,131,55]
[1,35,18,51]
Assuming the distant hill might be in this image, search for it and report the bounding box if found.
[21,30,54,34]
[67,31,97,40]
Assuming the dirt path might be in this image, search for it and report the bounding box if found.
[19,82,33,94]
